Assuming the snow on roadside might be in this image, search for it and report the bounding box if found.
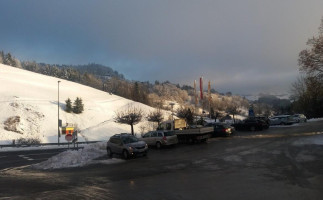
[308,118,323,122]
[32,142,124,170]
[270,118,323,128]
[293,134,323,146]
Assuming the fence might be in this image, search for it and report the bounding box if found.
[0,141,101,149]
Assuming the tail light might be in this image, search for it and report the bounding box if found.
[163,136,167,141]
[223,128,230,133]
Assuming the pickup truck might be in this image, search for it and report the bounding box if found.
[157,119,213,143]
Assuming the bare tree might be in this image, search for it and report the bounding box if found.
[176,106,194,125]
[146,109,164,126]
[226,104,240,123]
[298,18,323,79]
[293,17,323,118]
[115,105,144,135]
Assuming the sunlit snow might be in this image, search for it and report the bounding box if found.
[32,142,124,170]
[0,64,159,144]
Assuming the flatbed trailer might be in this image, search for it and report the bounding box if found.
[174,127,213,143]
[158,119,214,143]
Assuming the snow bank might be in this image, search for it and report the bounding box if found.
[32,142,124,169]
[308,118,323,122]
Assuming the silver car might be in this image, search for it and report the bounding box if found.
[107,133,148,159]
[269,115,294,125]
[293,114,307,123]
[140,131,178,149]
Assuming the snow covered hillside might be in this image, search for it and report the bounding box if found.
[0,64,158,144]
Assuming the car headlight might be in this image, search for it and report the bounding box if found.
[128,146,133,152]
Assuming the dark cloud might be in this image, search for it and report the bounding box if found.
[0,0,322,94]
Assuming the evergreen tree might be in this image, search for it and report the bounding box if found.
[4,53,15,67]
[132,82,140,102]
[0,51,4,64]
[73,97,84,114]
[176,107,194,125]
[210,107,215,119]
[197,116,205,126]
[65,98,73,113]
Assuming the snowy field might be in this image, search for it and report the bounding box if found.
[0,64,161,145]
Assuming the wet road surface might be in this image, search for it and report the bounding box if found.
[0,121,323,200]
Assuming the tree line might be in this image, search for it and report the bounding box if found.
[0,51,259,118]
[2,48,298,119]
[291,17,323,118]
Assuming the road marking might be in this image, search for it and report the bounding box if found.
[18,155,34,161]
[24,152,58,156]
[0,165,31,173]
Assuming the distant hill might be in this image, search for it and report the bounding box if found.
[72,63,125,80]
[36,63,125,80]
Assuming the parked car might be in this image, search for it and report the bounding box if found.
[254,116,270,126]
[232,118,269,131]
[213,123,235,137]
[106,133,148,159]
[140,130,178,148]
[293,114,307,123]
[269,115,294,125]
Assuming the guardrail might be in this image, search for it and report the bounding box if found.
[0,141,101,149]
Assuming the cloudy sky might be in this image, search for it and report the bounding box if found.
[0,0,322,95]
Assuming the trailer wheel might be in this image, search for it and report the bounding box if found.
[201,138,208,143]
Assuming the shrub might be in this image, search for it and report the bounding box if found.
[16,137,41,145]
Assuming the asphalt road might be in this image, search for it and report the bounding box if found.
[0,121,323,200]
[0,149,67,171]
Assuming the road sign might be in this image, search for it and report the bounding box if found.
[65,134,73,142]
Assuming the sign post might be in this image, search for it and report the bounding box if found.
[65,134,73,148]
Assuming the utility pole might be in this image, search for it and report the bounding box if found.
[58,80,61,145]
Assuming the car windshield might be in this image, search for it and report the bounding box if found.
[121,136,139,144]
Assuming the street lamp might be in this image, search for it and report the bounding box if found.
[58,80,61,145]
[169,102,175,120]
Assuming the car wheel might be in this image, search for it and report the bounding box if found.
[250,126,256,131]
[107,148,113,158]
[122,150,129,159]
[156,142,162,149]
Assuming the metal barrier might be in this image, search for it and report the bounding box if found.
[0,141,101,149]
